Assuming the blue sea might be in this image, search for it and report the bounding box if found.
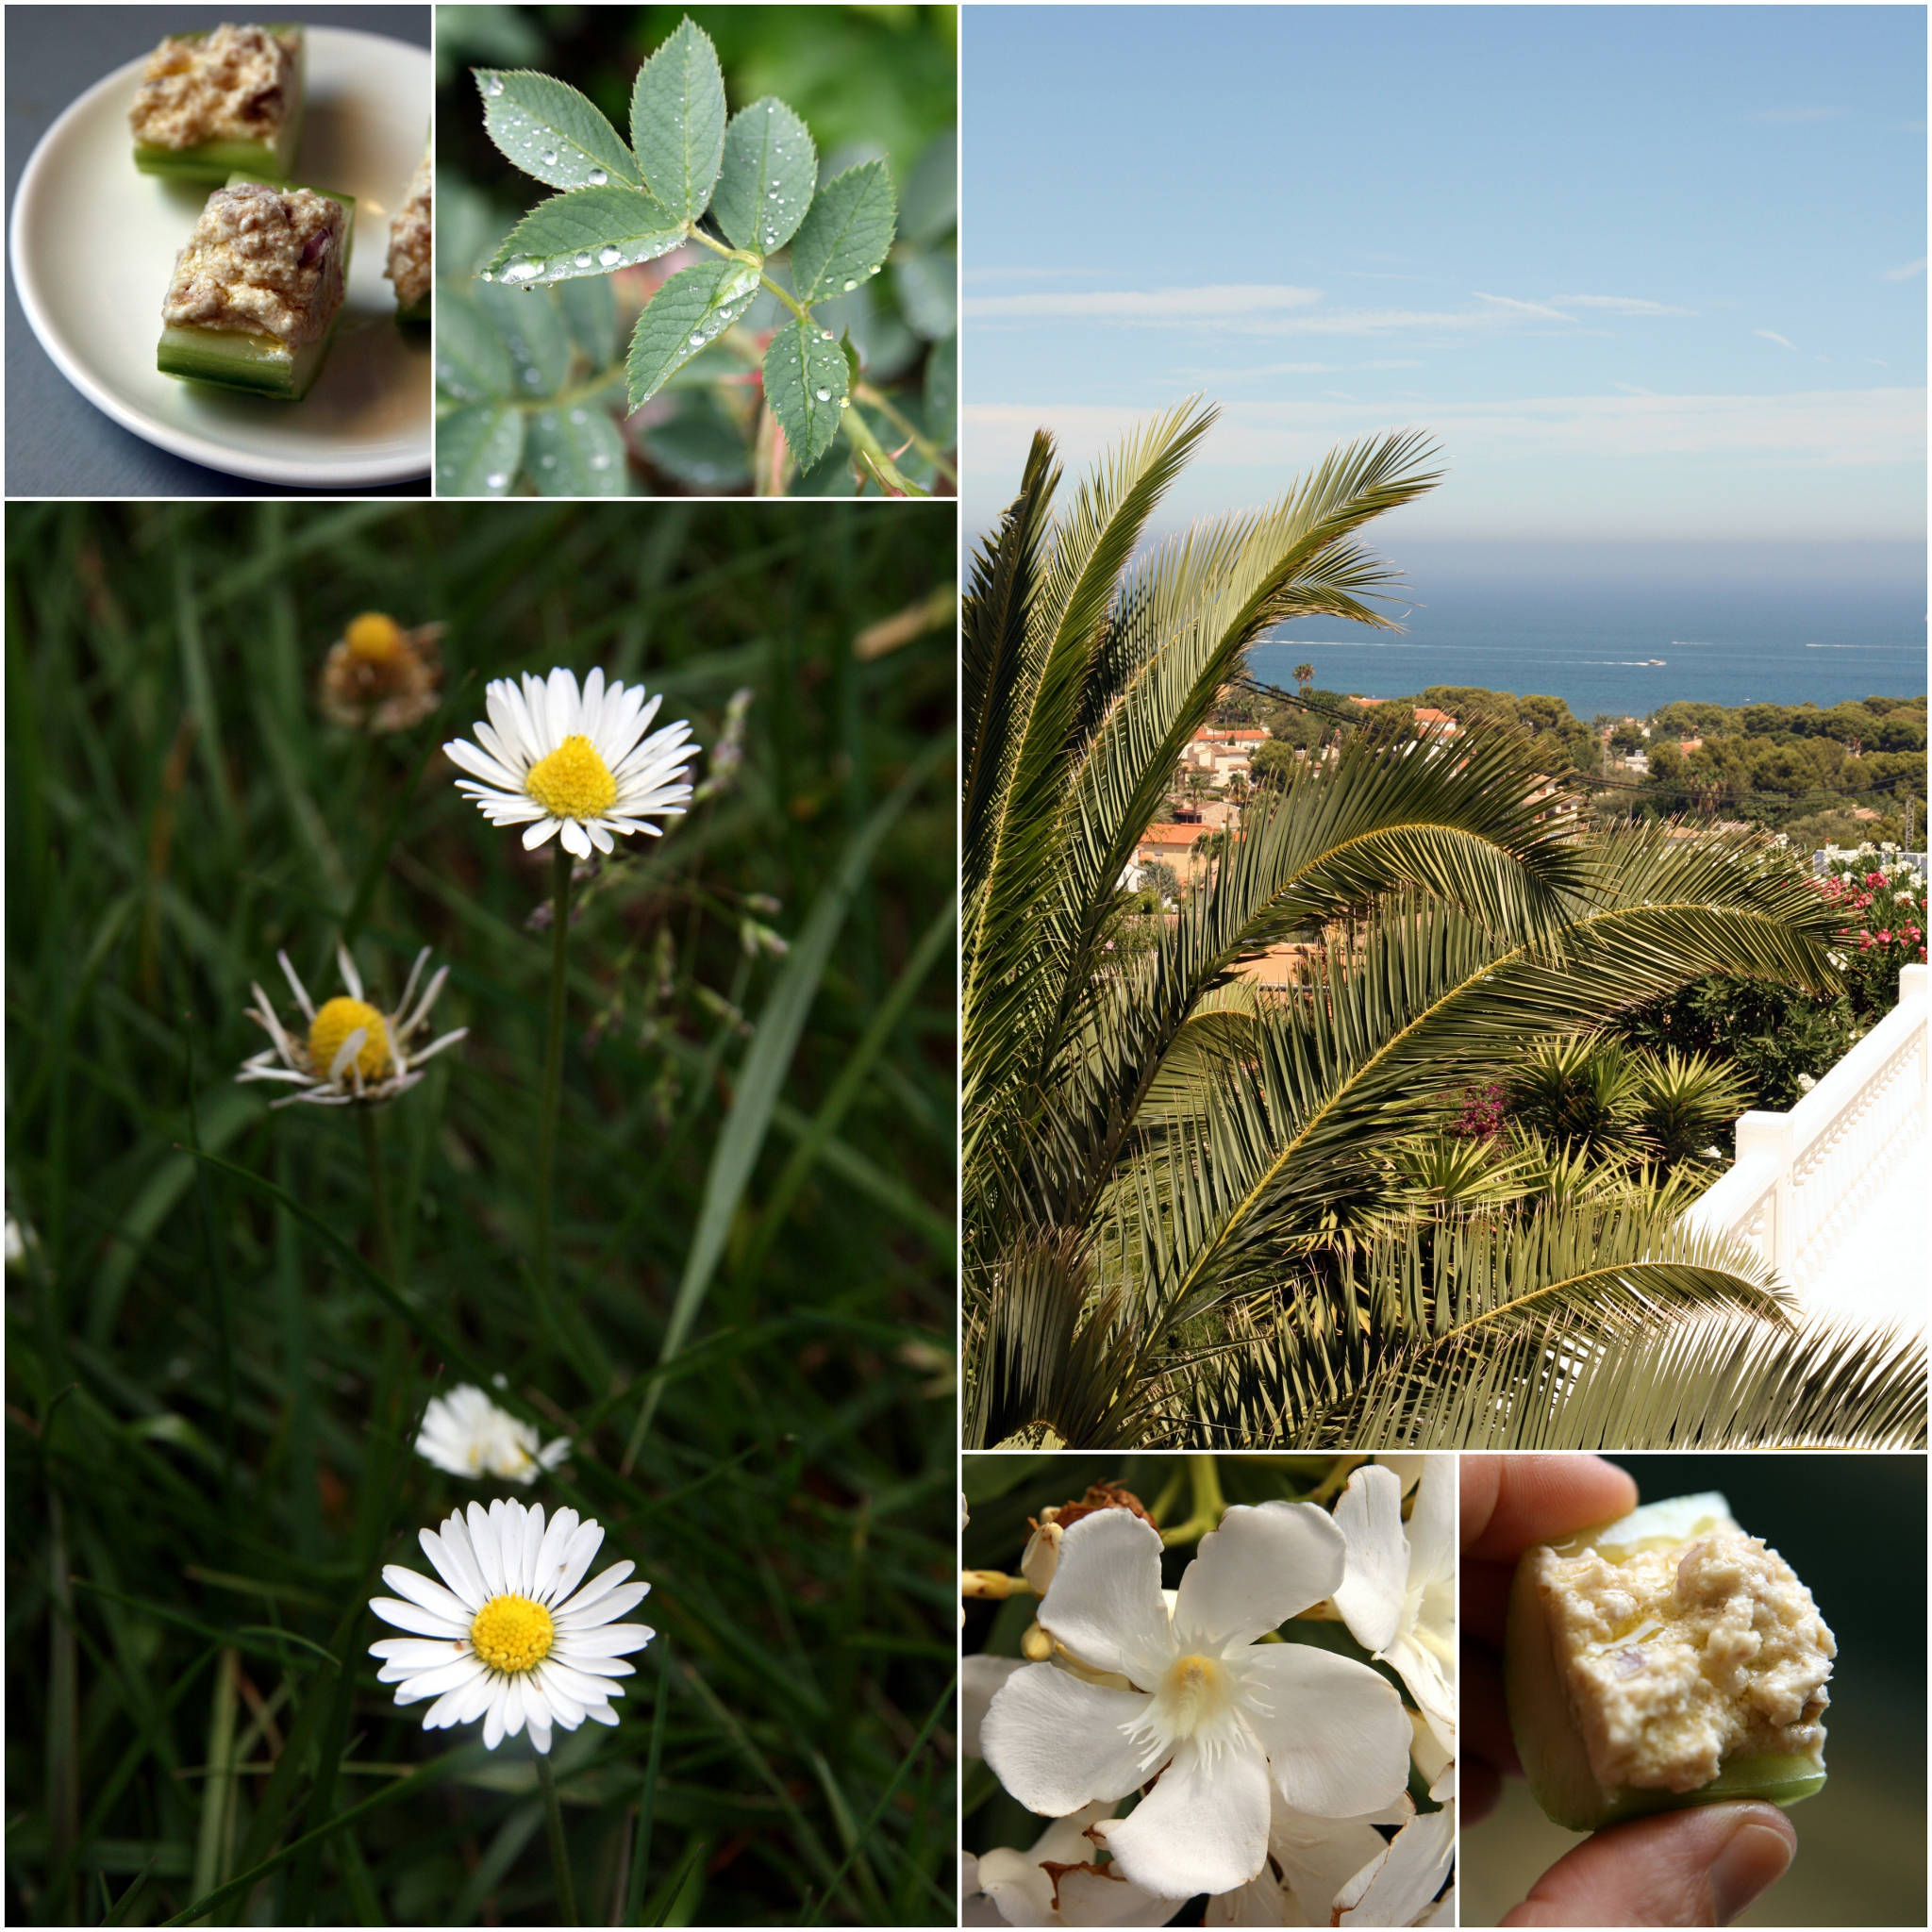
[1254,577,1926,720]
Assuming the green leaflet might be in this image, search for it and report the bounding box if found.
[557,274,619,365]
[625,258,760,409]
[924,331,956,427]
[526,405,628,495]
[629,16,726,224]
[892,247,956,341]
[711,97,817,255]
[474,68,639,191]
[762,320,848,474]
[475,283,572,396]
[789,159,897,306]
[483,183,686,285]
[434,293,513,402]
[899,130,957,248]
[435,405,525,495]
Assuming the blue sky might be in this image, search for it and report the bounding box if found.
[961,5,1927,568]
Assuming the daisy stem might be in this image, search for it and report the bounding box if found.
[536,1752,578,1924]
[535,845,574,1337]
[359,1110,395,1282]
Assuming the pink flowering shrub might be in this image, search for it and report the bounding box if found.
[1453,1082,1507,1139]
[1815,848,1925,1019]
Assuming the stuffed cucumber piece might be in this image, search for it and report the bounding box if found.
[130,25,304,183]
[1506,1493,1835,1832]
[385,142,432,329]
[157,175,355,402]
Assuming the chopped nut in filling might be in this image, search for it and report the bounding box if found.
[162,185,346,352]
[1528,1530,1834,1794]
[385,150,433,312]
[130,25,295,149]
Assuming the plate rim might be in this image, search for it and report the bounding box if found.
[8,23,433,491]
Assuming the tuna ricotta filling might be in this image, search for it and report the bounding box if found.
[1527,1529,1834,1794]
[130,24,294,149]
[162,184,346,353]
[386,151,433,312]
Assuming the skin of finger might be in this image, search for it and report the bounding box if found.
[1460,1454,1640,1565]
[1500,1802,1797,1928]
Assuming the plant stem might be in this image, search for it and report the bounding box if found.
[1159,1454,1229,1546]
[839,405,931,498]
[359,1109,395,1284]
[535,1752,578,1925]
[535,845,574,1341]
[685,226,811,322]
[854,384,958,483]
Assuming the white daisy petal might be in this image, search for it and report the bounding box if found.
[556,1623,654,1657]
[559,819,591,858]
[369,1596,470,1640]
[380,1564,474,1626]
[392,1655,485,1705]
[465,1500,507,1597]
[534,1508,581,1594]
[430,1513,490,1607]
[524,818,561,849]
[526,1708,554,1757]
[548,1519,607,1606]
[540,1656,632,1707]
[482,1692,507,1751]
[369,1637,469,1671]
[444,738,524,791]
[555,1566,640,1622]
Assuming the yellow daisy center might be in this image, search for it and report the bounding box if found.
[470,1593,555,1674]
[307,997,392,1081]
[345,612,405,663]
[525,734,618,820]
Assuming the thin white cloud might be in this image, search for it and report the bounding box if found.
[963,265,1107,285]
[963,283,1324,321]
[1613,382,1657,396]
[1755,328,1798,350]
[1474,291,1575,322]
[1173,357,1425,382]
[964,387,1925,477]
[1881,258,1926,281]
[1551,294,1696,316]
[1754,106,1844,124]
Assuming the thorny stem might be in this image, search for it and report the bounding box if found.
[536,1753,579,1925]
[839,404,931,498]
[534,845,574,1346]
[855,384,958,483]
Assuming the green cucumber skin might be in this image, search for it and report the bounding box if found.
[396,295,431,328]
[131,34,305,182]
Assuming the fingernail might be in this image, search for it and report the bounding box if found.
[1709,1817,1794,1924]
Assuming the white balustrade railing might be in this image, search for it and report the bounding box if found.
[1685,963,1928,1296]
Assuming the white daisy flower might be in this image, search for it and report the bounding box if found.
[370,1498,654,1755]
[239,944,465,1108]
[417,1383,571,1485]
[444,666,697,861]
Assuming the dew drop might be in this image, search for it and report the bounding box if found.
[598,245,622,267]
[842,278,858,291]
[575,251,592,268]
[838,396,850,409]
[539,453,557,469]
[587,168,608,186]
[485,472,508,489]
[539,149,558,166]
[569,408,588,425]
[590,453,612,470]
[813,387,831,402]
[499,257,542,285]
[485,76,504,96]
[480,269,495,282]
[689,331,706,347]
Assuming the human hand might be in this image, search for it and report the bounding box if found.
[1461,1454,1797,1926]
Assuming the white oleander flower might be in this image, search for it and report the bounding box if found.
[416,1384,570,1485]
[370,1498,653,1754]
[444,666,696,860]
[1336,1801,1455,1927]
[1205,1786,1399,1926]
[981,1504,1411,1900]
[239,945,465,1108]
[969,1803,1185,1927]
[1331,1460,1457,1759]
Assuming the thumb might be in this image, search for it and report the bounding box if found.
[1502,1802,1797,1927]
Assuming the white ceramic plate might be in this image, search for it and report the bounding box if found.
[9,25,432,490]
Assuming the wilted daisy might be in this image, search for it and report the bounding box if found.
[417,1383,571,1485]
[370,1498,654,1754]
[238,944,465,1107]
[444,666,697,860]
[320,612,443,732]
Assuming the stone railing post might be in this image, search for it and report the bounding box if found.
[1732,1111,1798,1278]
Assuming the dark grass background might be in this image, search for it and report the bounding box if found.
[4,499,958,1925]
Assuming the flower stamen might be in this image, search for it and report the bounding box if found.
[308,996,392,1079]
[525,734,618,820]
[470,1593,555,1674]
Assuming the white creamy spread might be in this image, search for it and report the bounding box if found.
[1530,1529,1834,1793]
[161,184,346,350]
[385,150,433,311]
[130,25,294,149]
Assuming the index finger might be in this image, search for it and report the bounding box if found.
[1460,1454,1639,1563]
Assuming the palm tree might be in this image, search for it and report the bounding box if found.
[1293,662,1315,696]
[962,400,1924,1450]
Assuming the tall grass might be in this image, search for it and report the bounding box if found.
[4,500,958,1925]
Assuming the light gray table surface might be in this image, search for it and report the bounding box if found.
[6,4,431,498]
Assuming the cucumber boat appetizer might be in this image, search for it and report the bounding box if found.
[1506,1492,1836,1833]
[130,25,304,183]
[385,143,432,328]
[158,175,355,402]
